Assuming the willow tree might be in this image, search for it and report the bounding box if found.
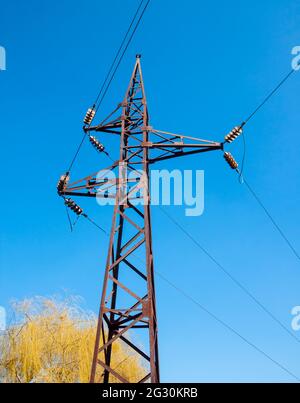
[0,297,145,383]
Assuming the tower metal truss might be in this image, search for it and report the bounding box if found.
[59,56,223,383]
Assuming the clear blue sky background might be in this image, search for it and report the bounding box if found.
[1,0,300,383]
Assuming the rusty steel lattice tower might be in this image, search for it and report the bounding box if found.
[59,56,223,383]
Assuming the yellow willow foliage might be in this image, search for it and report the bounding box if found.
[0,297,146,383]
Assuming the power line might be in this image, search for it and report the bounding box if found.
[93,0,146,107]
[78,212,300,382]
[66,132,115,175]
[238,131,246,184]
[155,271,300,382]
[234,65,297,178]
[229,67,297,149]
[65,203,75,232]
[84,215,109,236]
[95,0,151,113]
[228,64,300,262]
[62,196,108,235]
[233,129,299,261]
[158,206,300,345]
[242,68,296,127]
[67,132,87,174]
[241,176,300,262]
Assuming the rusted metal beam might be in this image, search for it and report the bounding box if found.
[64,56,222,384]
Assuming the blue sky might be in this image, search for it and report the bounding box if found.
[1,0,300,382]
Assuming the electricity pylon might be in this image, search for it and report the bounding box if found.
[59,55,224,383]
